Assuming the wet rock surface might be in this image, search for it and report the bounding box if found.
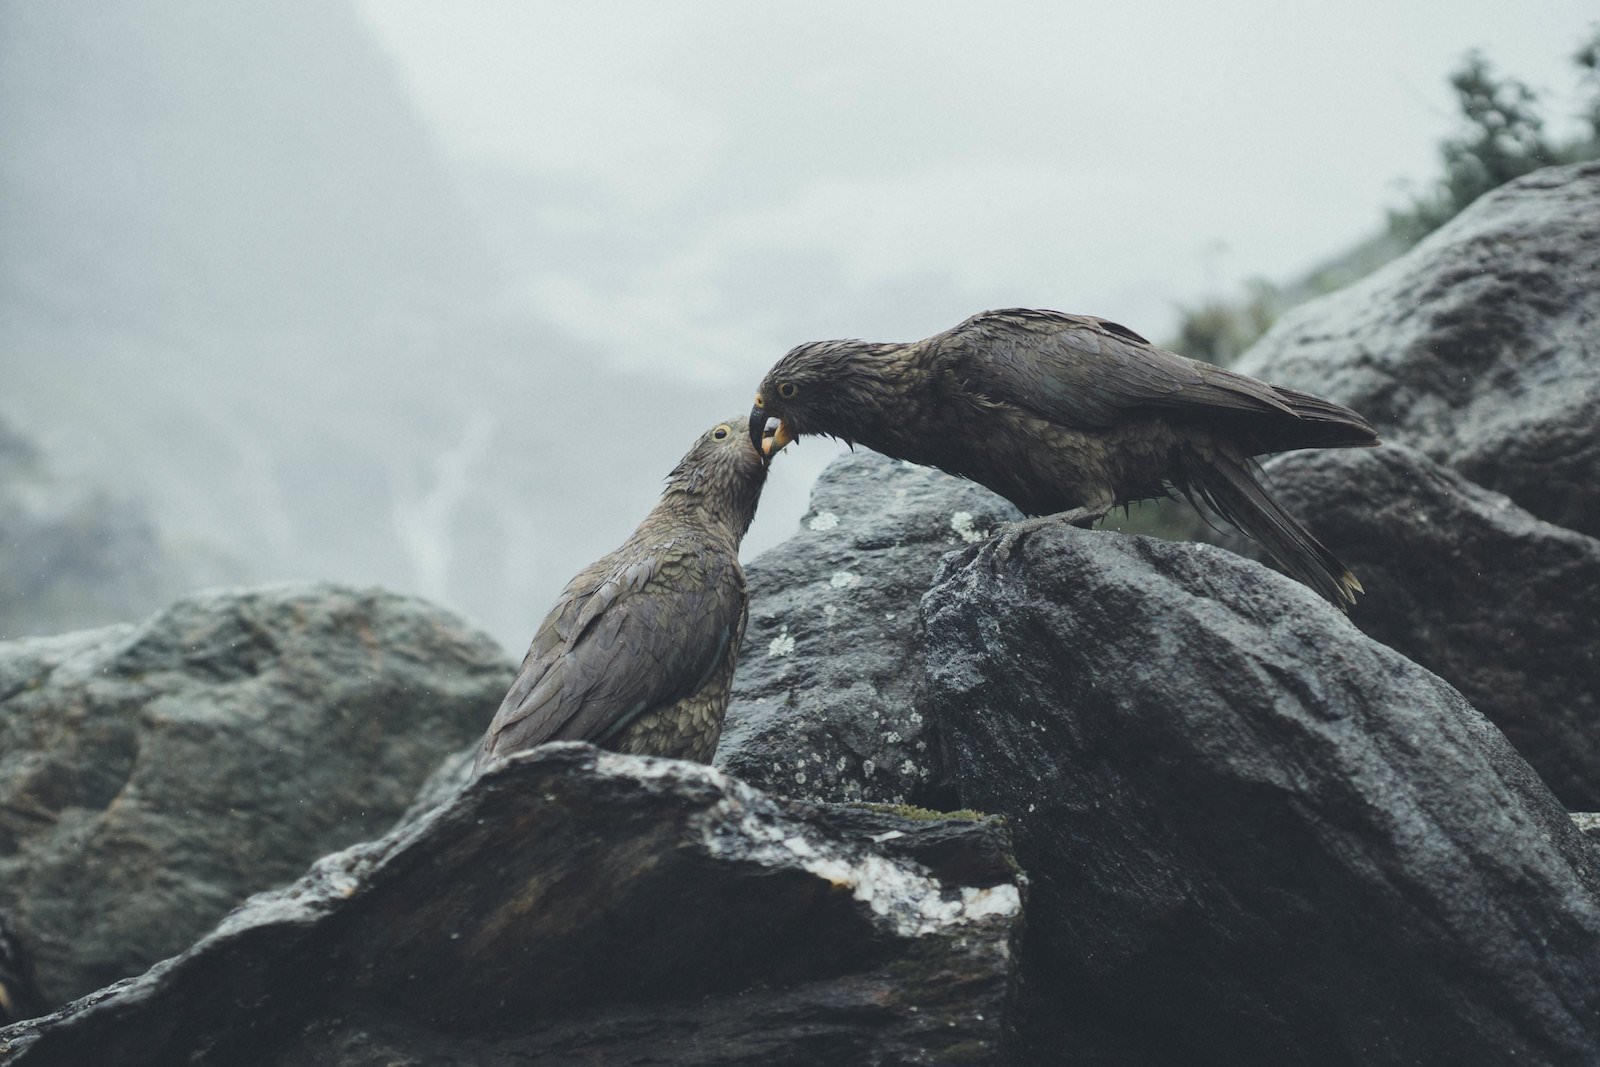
[0,744,1022,1066]
[0,583,512,1008]
[717,451,1018,807]
[1216,444,1600,809]
[922,527,1600,1064]
[1235,161,1600,540]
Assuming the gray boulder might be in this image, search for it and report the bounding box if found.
[1216,444,1600,810]
[0,744,1022,1066]
[922,525,1600,1063]
[717,450,1017,806]
[0,583,512,1008]
[1235,161,1600,540]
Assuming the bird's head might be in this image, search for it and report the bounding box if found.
[664,415,771,540]
[748,339,903,458]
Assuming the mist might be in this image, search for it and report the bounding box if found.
[2,0,1593,649]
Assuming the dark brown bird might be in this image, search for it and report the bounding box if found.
[748,308,1379,607]
[475,417,768,771]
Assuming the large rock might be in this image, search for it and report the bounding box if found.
[1217,444,1600,810]
[0,583,512,1009]
[717,451,1017,806]
[1235,161,1600,540]
[922,525,1600,1063]
[0,744,1022,1066]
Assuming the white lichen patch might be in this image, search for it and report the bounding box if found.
[808,510,841,531]
[782,835,815,857]
[829,570,860,589]
[960,883,1022,919]
[768,627,796,657]
[564,752,1018,939]
[592,747,734,791]
[699,790,1021,937]
[950,510,987,543]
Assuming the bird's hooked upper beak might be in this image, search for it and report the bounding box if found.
[748,396,794,460]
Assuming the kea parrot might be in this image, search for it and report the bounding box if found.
[749,308,1378,607]
[475,416,769,770]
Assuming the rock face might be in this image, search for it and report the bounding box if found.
[0,583,512,1009]
[922,527,1600,1064]
[0,744,1022,1066]
[1213,162,1600,813]
[717,451,1018,806]
[1235,161,1600,541]
[1216,444,1600,809]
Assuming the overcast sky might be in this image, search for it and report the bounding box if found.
[360,0,1596,364]
[352,1,1597,575]
[6,1,1595,648]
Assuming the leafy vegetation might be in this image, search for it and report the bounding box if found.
[1173,26,1600,366]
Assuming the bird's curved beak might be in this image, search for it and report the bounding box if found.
[748,400,794,460]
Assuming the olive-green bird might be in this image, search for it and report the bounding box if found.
[475,417,769,770]
[749,308,1379,607]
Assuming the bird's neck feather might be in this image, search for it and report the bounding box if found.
[655,474,758,544]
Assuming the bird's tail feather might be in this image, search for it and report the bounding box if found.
[1268,386,1381,450]
[1180,451,1361,609]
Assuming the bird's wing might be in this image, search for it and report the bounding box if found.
[479,538,746,760]
[942,309,1297,429]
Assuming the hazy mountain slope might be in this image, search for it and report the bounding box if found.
[0,2,766,648]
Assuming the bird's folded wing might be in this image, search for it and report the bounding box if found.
[950,309,1298,429]
[481,542,745,757]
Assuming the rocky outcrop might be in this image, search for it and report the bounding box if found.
[717,451,1018,807]
[1216,444,1600,809]
[0,744,1022,1066]
[922,526,1600,1064]
[0,583,512,1009]
[1207,162,1600,812]
[4,162,1598,1065]
[712,171,1600,1049]
[1234,161,1600,541]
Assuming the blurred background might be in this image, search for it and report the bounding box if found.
[2,0,1596,651]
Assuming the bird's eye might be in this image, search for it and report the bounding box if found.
[777,382,798,399]
[712,425,730,440]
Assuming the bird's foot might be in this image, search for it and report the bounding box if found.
[988,508,1105,571]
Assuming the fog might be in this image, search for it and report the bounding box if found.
[1,0,1593,650]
